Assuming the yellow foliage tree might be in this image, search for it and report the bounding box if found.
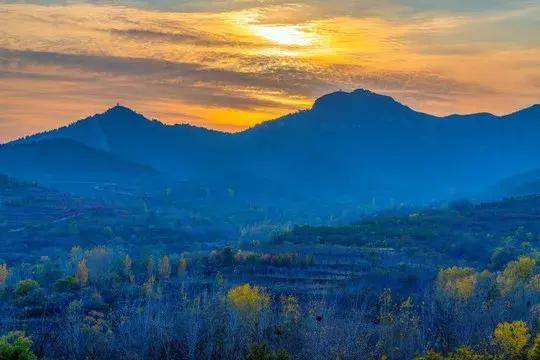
[178,257,187,277]
[70,245,83,265]
[123,255,133,282]
[84,246,110,283]
[142,275,156,297]
[437,266,477,300]
[413,349,443,360]
[528,274,540,292]
[0,264,9,287]
[447,346,485,360]
[493,321,530,358]
[497,256,536,294]
[159,255,171,280]
[76,259,89,286]
[146,256,154,278]
[416,346,493,359]
[529,335,540,360]
[227,284,270,315]
[281,295,300,323]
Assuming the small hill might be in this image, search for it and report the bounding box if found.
[495,167,540,197]
[20,105,228,179]
[274,194,540,269]
[0,138,156,185]
[0,174,108,261]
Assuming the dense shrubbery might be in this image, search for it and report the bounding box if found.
[3,179,540,359]
[0,332,37,360]
[275,200,540,269]
[0,244,538,359]
[415,321,537,359]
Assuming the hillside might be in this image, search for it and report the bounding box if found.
[239,89,540,203]
[0,174,104,261]
[273,195,540,270]
[20,105,229,180]
[0,138,157,186]
[495,167,540,197]
[0,174,232,262]
[7,89,540,206]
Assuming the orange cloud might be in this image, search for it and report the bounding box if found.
[0,2,538,142]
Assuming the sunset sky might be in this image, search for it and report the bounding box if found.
[1,0,539,142]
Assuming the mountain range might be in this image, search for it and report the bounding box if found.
[3,88,540,207]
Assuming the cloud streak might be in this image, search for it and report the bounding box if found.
[0,1,539,142]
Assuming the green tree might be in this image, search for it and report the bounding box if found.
[414,350,443,360]
[54,276,80,293]
[102,226,114,240]
[14,280,39,298]
[415,347,488,360]
[32,259,61,286]
[0,331,37,360]
[446,346,486,360]
[245,343,289,360]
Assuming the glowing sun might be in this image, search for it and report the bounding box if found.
[252,25,315,46]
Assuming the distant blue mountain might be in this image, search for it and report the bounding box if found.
[238,89,540,202]
[18,105,228,180]
[0,138,156,185]
[7,88,540,205]
[495,167,540,197]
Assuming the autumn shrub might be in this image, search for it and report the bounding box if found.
[227,284,270,315]
[14,280,39,298]
[76,259,89,286]
[529,335,540,360]
[0,264,9,287]
[437,267,477,300]
[245,343,290,360]
[54,276,80,293]
[497,256,536,295]
[493,321,530,359]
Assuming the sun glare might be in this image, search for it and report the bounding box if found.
[252,24,314,46]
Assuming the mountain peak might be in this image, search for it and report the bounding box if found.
[311,88,409,116]
[103,104,139,116]
[94,104,154,127]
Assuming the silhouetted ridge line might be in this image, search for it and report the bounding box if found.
[3,86,540,206]
[311,88,409,114]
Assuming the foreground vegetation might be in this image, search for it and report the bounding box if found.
[0,243,539,359]
[2,176,540,359]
